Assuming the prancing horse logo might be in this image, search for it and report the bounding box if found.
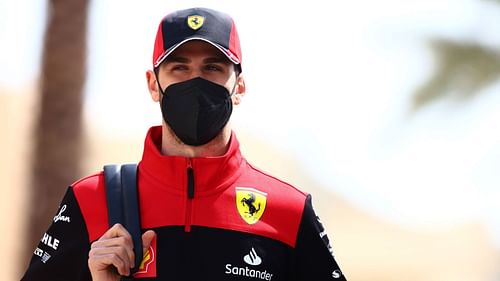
[236,187,267,224]
[241,193,260,216]
[187,15,205,30]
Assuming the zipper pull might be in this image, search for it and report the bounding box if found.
[187,159,194,199]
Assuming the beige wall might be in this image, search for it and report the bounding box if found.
[2,89,499,281]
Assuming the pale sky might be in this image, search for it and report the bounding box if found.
[1,0,499,245]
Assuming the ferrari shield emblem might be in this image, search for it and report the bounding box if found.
[187,15,205,30]
[133,235,157,278]
[236,187,267,224]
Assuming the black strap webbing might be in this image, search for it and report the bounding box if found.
[103,164,142,277]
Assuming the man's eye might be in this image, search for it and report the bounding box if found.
[172,65,188,71]
[205,64,222,71]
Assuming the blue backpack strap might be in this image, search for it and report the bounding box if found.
[103,164,142,278]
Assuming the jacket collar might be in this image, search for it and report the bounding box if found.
[139,126,245,197]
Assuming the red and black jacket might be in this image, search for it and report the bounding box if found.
[21,126,346,281]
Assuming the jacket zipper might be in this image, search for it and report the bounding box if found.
[185,158,194,232]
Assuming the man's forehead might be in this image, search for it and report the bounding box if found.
[166,40,230,63]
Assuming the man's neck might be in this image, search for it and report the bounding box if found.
[160,123,231,158]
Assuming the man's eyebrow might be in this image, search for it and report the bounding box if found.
[164,56,190,64]
[203,57,231,64]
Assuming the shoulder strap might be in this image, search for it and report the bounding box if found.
[103,164,143,277]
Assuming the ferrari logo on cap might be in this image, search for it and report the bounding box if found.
[187,15,205,30]
[236,187,267,225]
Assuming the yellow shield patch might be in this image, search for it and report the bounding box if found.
[236,187,267,225]
[187,15,205,30]
[133,235,156,278]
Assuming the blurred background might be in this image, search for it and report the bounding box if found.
[1,0,499,280]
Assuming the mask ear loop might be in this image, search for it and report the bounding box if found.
[229,75,239,97]
[153,68,166,96]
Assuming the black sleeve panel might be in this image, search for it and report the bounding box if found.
[291,195,347,281]
[21,187,92,281]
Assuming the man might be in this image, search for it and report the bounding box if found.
[21,7,346,281]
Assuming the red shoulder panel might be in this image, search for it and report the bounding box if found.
[71,172,109,242]
[194,162,308,248]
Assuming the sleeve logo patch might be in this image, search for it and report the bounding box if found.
[236,187,267,225]
[34,247,52,264]
[41,233,60,250]
[133,235,157,278]
[53,204,71,223]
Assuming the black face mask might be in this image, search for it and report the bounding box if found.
[158,77,234,146]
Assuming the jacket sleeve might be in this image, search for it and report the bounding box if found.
[21,187,93,281]
[291,195,347,281]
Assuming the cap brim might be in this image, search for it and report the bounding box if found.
[154,37,240,68]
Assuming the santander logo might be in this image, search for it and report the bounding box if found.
[244,248,262,266]
[225,247,274,280]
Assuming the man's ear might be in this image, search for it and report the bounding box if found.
[232,75,246,105]
[146,70,160,102]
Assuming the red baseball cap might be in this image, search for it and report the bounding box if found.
[152,7,242,71]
